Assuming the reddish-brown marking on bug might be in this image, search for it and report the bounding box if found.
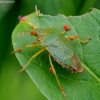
[60,87,66,97]
[30,31,37,36]
[11,48,22,54]
[69,37,74,41]
[37,37,41,42]
[71,69,78,73]
[60,87,65,91]
[49,67,53,73]
[69,35,79,41]
[74,35,78,39]
[18,48,22,52]
[64,24,70,31]
[81,70,84,73]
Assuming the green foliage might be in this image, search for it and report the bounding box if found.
[1,0,100,100]
[12,8,100,100]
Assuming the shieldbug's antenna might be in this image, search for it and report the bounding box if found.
[35,5,40,27]
[35,5,38,16]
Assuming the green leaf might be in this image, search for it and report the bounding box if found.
[12,8,100,100]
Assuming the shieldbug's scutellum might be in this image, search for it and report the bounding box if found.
[12,6,91,98]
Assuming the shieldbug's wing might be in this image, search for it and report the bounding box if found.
[71,54,84,72]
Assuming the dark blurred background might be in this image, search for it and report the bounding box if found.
[0,0,100,100]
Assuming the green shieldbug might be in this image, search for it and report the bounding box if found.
[12,7,91,97]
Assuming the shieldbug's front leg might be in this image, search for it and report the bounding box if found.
[11,44,45,73]
[49,54,66,98]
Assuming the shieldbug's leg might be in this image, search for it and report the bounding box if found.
[61,24,70,34]
[18,48,45,74]
[76,36,91,43]
[11,43,45,73]
[49,54,66,98]
[65,35,91,43]
[11,44,41,54]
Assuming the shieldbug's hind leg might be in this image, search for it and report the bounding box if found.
[18,48,45,74]
[49,55,66,98]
